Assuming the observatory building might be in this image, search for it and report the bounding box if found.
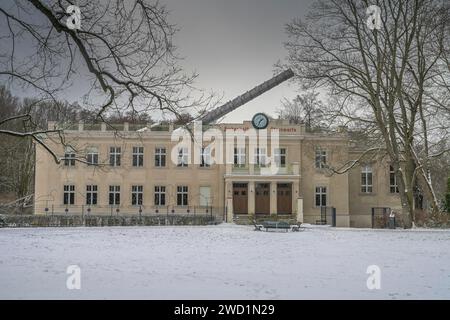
[34,71,401,227]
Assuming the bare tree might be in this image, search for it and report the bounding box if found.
[0,0,213,161]
[283,0,450,227]
[277,91,325,129]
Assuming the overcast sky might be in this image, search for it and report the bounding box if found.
[163,0,314,123]
[2,0,314,123]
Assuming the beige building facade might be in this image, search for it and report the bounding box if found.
[34,119,401,227]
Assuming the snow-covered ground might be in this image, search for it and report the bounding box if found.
[0,224,449,299]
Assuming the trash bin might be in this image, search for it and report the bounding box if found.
[389,211,396,229]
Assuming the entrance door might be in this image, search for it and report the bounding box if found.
[233,183,248,214]
[255,183,270,214]
[277,183,292,214]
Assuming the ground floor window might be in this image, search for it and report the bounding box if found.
[86,185,97,205]
[109,185,120,205]
[177,186,188,206]
[154,186,166,206]
[389,165,399,193]
[361,165,373,193]
[315,186,327,207]
[199,186,211,206]
[63,185,75,205]
[131,185,143,205]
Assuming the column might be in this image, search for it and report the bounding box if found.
[293,180,299,216]
[248,181,255,215]
[226,198,233,223]
[297,198,304,223]
[270,181,277,215]
[224,181,233,222]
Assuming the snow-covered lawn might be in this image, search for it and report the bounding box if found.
[0,224,449,299]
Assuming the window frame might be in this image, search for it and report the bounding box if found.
[315,186,327,207]
[64,147,76,167]
[109,147,121,167]
[200,146,211,167]
[63,185,75,205]
[177,147,189,167]
[109,185,121,205]
[86,147,99,166]
[254,148,267,167]
[154,186,166,206]
[132,146,144,167]
[233,147,246,167]
[361,165,373,193]
[315,149,327,169]
[274,148,286,168]
[389,165,399,193]
[154,147,166,167]
[131,185,143,206]
[176,185,189,206]
[86,185,98,205]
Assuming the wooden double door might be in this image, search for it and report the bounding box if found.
[277,183,292,214]
[233,182,292,215]
[233,183,248,214]
[255,183,270,214]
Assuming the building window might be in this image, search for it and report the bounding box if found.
[361,165,373,193]
[315,186,327,207]
[132,147,144,167]
[177,147,188,167]
[390,165,399,193]
[131,185,143,205]
[200,147,211,167]
[86,185,98,205]
[63,185,75,205]
[177,186,188,206]
[109,147,121,167]
[86,147,98,165]
[315,149,327,169]
[254,148,267,167]
[154,186,166,206]
[234,147,246,167]
[274,148,286,167]
[199,186,211,207]
[109,185,120,205]
[155,147,166,167]
[64,147,76,166]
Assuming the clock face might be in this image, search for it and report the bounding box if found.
[251,113,269,129]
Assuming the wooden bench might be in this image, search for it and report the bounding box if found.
[262,221,290,232]
[254,220,304,232]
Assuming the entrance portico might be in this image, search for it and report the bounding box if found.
[224,162,301,220]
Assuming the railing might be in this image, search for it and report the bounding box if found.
[317,206,336,226]
[36,204,224,222]
[371,207,392,228]
[230,163,297,175]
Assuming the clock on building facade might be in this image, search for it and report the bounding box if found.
[251,113,269,129]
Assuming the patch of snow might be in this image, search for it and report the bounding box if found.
[0,225,449,299]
